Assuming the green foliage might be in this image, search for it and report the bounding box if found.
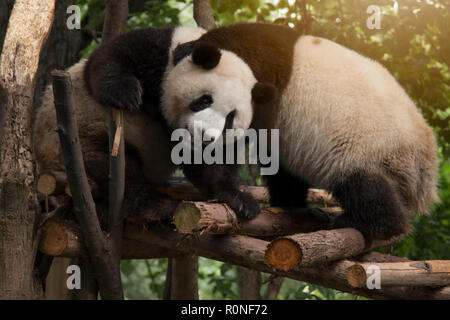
[121,259,168,299]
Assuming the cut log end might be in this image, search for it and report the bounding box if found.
[37,174,56,196]
[347,264,367,288]
[265,238,302,271]
[173,202,201,233]
[39,219,68,256]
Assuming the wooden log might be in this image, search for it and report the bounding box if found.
[265,228,398,270]
[158,180,271,203]
[39,218,179,259]
[173,201,340,236]
[347,261,450,288]
[37,171,67,196]
[124,223,450,300]
[158,179,338,207]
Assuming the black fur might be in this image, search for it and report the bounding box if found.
[85,27,174,115]
[182,142,260,219]
[84,26,259,222]
[251,82,278,105]
[265,166,310,208]
[191,42,222,70]
[173,40,196,66]
[183,161,260,219]
[330,170,409,244]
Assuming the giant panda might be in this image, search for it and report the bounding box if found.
[158,23,440,243]
[34,25,271,220]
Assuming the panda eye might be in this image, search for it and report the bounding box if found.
[189,94,213,112]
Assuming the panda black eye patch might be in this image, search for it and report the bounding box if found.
[189,94,214,112]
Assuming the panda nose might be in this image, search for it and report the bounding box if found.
[224,109,236,130]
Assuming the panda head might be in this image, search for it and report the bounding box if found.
[161,42,277,143]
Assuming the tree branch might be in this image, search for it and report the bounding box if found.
[51,70,122,299]
[193,0,216,30]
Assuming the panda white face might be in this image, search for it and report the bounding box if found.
[161,43,258,144]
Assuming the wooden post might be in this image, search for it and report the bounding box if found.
[101,0,129,300]
[170,255,199,300]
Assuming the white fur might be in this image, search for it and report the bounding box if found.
[276,36,438,212]
[161,49,256,141]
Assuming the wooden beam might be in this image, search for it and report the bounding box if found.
[173,201,339,236]
[39,218,179,259]
[347,260,450,288]
[158,179,338,207]
[124,223,450,300]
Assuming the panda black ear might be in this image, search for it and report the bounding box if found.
[173,41,196,66]
[192,42,222,70]
[251,82,278,105]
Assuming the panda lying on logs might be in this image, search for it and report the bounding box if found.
[34,26,274,221]
[162,23,440,243]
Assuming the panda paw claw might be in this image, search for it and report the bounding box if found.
[229,192,261,220]
[101,76,143,111]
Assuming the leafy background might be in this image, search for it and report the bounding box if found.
[77,0,450,299]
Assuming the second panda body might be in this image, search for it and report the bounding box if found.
[164,23,439,241]
[34,26,206,220]
[35,25,265,221]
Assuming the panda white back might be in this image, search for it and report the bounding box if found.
[277,35,436,191]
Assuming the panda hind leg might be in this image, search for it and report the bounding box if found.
[265,166,309,207]
[330,170,410,245]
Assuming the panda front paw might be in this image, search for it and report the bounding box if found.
[101,76,143,111]
[227,192,261,220]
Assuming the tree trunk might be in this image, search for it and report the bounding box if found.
[0,0,14,50]
[0,0,56,299]
[33,0,92,115]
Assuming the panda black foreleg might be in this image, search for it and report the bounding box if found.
[265,166,310,207]
[330,170,410,245]
[182,162,261,220]
[121,151,179,221]
[86,57,143,112]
